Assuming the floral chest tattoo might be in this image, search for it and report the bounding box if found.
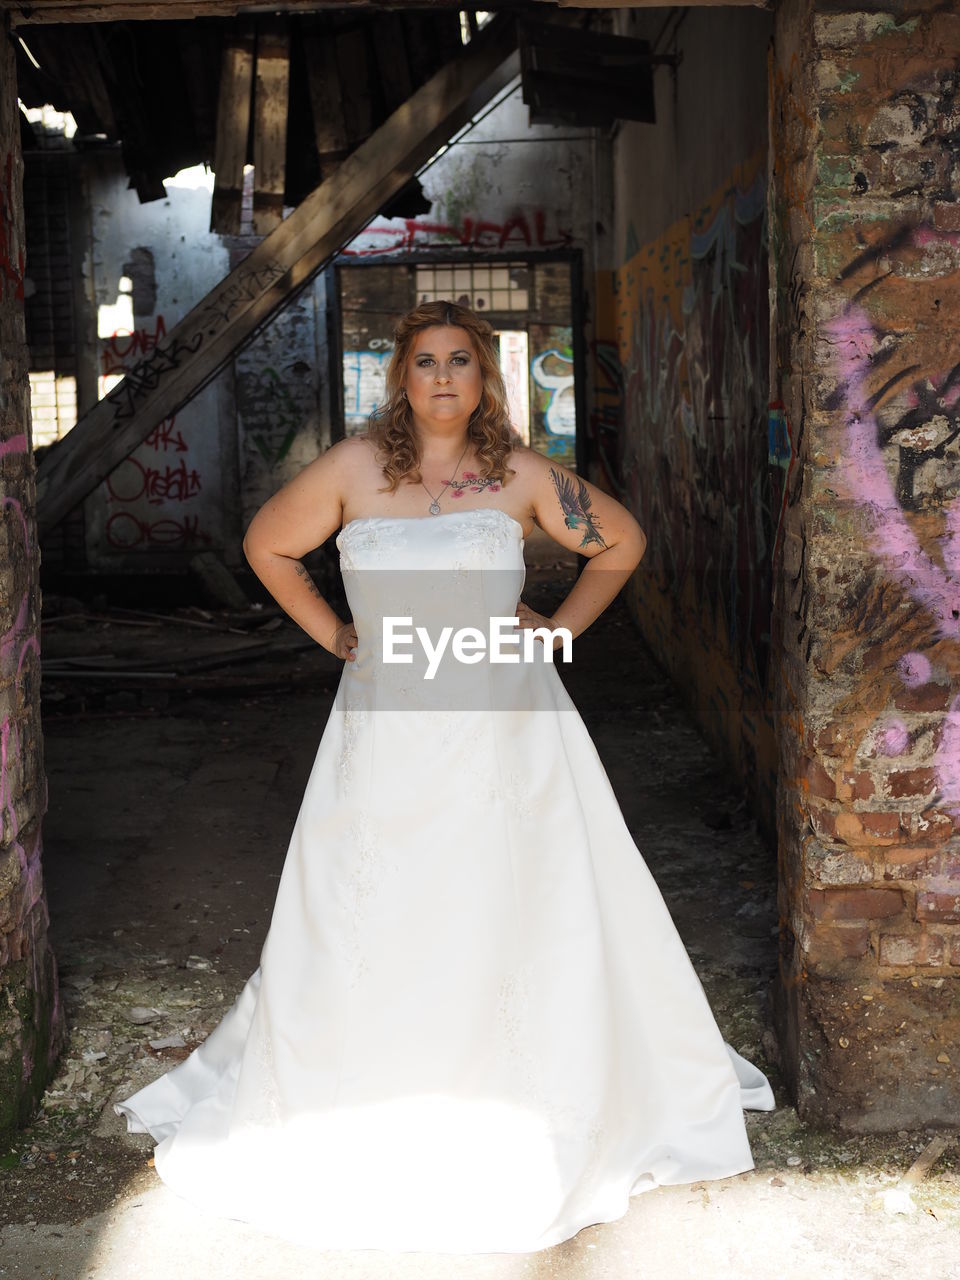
[445,472,502,497]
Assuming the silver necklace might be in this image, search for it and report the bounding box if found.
[421,441,469,516]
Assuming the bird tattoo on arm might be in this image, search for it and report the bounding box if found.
[549,468,608,550]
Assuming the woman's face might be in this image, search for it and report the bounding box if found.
[402,325,484,430]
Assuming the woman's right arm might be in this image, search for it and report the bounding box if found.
[242,441,358,661]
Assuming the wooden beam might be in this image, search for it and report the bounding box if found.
[8,1,390,23]
[302,29,348,180]
[5,0,770,25]
[252,19,290,233]
[210,21,254,235]
[35,16,521,535]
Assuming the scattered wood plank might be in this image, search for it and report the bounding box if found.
[35,16,520,535]
[252,18,290,234]
[882,1133,955,1215]
[210,20,254,235]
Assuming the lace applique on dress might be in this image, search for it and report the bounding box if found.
[438,713,495,791]
[242,1012,282,1128]
[335,811,395,988]
[496,969,542,1103]
[451,509,519,570]
[483,775,535,824]
[497,966,606,1177]
[337,520,407,571]
[338,703,368,793]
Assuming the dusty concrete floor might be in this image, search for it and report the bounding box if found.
[2,542,959,1278]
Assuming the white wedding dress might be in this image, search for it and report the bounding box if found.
[114,507,775,1254]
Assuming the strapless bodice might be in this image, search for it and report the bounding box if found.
[336,506,526,572]
[335,508,534,709]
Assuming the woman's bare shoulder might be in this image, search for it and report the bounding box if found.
[311,433,380,484]
[326,433,380,466]
[504,444,552,480]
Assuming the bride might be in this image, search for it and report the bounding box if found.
[241,302,649,663]
[113,299,775,1254]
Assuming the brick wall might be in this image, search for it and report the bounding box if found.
[0,23,64,1134]
[771,0,960,1128]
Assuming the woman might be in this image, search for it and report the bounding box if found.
[240,302,647,662]
[114,300,774,1254]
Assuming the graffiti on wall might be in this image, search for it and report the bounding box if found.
[587,337,626,496]
[102,258,286,425]
[234,297,323,529]
[528,327,576,467]
[824,220,960,814]
[244,366,303,466]
[103,413,209,550]
[531,349,576,439]
[343,211,573,258]
[343,349,391,429]
[616,159,774,689]
[99,314,211,552]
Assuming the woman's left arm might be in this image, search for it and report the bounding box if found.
[517,452,647,645]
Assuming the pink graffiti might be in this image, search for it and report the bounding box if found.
[899,651,932,687]
[0,433,27,458]
[879,719,911,756]
[342,211,572,257]
[827,305,960,637]
[829,302,960,812]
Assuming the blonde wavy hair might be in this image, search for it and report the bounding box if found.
[368,300,518,492]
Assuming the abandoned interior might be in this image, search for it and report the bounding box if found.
[2,0,960,1267]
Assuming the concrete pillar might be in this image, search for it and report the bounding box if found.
[771,0,960,1129]
[0,21,64,1134]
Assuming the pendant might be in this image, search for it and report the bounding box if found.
[429,500,441,516]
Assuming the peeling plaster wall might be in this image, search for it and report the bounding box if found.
[606,8,777,828]
[771,0,960,1129]
[0,25,64,1135]
[34,152,330,572]
[82,155,233,569]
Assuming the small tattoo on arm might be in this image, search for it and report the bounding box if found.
[294,561,323,599]
[549,468,608,550]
